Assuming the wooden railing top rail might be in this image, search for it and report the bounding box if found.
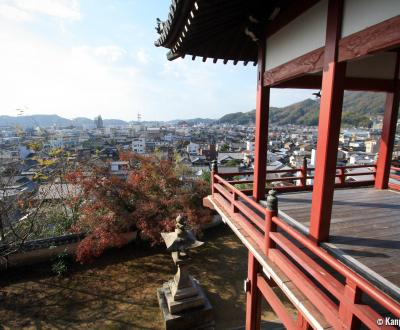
[211,171,400,326]
[264,168,300,174]
[216,171,254,177]
[390,166,400,188]
[216,164,376,178]
[223,164,376,189]
[343,171,375,177]
[389,173,400,179]
[214,174,265,215]
[270,214,400,318]
[337,164,376,169]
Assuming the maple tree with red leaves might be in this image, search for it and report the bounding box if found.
[66,152,211,263]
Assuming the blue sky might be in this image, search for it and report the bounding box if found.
[0,0,315,121]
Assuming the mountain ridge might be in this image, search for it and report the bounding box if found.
[0,92,385,128]
[219,91,385,127]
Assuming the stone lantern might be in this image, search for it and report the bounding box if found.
[157,215,214,330]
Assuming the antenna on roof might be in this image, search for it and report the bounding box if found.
[137,113,142,123]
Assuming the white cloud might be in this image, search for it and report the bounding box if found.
[74,45,128,63]
[0,24,147,120]
[0,8,258,122]
[161,59,217,88]
[94,46,126,62]
[0,0,81,21]
[135,49,150,65]
[0,4,32,21]
[0,22,253,122]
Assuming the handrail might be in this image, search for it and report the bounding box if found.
[216,171,254,177]
[270,214,400,318]
[390,166,400,191]
[214,174,265,215]
[337,164,376,169]
[390,173,400,180]
[223,164,376,191]
[210,166,399,327]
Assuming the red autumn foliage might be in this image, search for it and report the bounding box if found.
[66,153,212,263]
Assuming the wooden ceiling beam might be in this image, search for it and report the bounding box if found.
[264,16,400,87]
[338,15,400,63]
[274,75,396,92]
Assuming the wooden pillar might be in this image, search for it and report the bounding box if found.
[245,251,262,330]
[375,53,400,189]
[309,0,345,243]
[253,37,270,201]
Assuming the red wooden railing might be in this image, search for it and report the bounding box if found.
[210,168,400,329]
[389,165,400,191]
[216,164,376,195]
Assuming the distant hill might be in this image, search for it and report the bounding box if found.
[72,117,95,126]
[0,115,71,128]
[0,114,215,128]
[103,119,129,126]
[0,115,129,128]
[0,92,386,129]
[166,118,215,125]
[219,109,257,125]
[219,91,385,127]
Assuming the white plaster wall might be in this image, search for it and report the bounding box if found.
[346,52,397,79]
[265,0,328,71]
[342,0,400,37]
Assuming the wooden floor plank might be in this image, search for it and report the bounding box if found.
[277,187,400,300]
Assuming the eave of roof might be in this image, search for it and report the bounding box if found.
[155,0,287,65]
[155,0,195,49]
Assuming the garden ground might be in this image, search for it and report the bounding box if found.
[0,225,292,329]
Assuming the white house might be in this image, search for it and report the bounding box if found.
[132,137,146,154]
[246,140,255,152]
[187,142,200,154]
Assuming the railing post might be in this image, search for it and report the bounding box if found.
[245,251,262,330]
[232,190,238,213]
[264,190,278,255]
[339,167,345,186]
[211,160,218,196]
[301,156,308,187]
[339,279,361,329]
[296,313,312,330]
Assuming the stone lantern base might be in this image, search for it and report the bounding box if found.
[157,279,214,330]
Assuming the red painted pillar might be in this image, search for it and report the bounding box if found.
[245,251,262,330]
[309,0,345,243]
[253,38,270,202]
[375,53,400,189]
